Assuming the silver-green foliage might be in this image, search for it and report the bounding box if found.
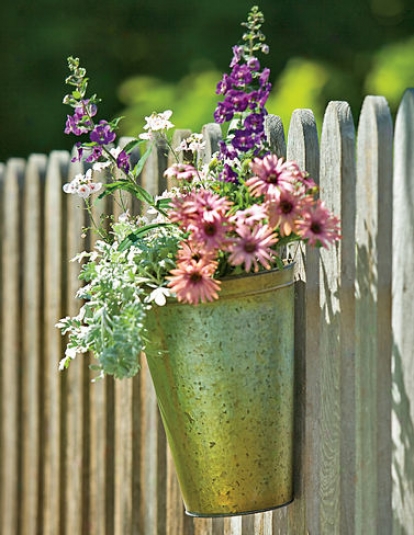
[57,218,181,379]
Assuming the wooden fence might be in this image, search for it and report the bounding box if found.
[1,89,414,534]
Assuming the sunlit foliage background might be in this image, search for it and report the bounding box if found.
[0,0,413,160]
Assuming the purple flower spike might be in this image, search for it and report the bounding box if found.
[214,101,235,124]
[65,114,89,136]
[230,45,244,67]
[116,150,131,173]
[216,74,233,95]
[231,64,253,87]
[244,112,266,133]
[232,129,257,151]
[90,120,116,145]
[85,145,103,163]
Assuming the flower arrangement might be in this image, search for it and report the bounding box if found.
[57,6,340,380]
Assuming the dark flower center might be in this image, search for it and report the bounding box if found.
[190,272,203,283]
[310,222,322,234]
[280,200,293,214]
[267,172,279,184]
[244,241,257,253]
[204,223,217,236]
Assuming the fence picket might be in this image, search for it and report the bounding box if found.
[392,88,414,533]
[21,155,47,535]
[201,123,221,163]
[265,115,286,158]
[1,159,25,535]
[319,101,356,533]
[42,151,70,534]
[87,182,115,535]
[141,357,166,534]
[62,155,88,535]
[223,516,242,535]
[285,108,320,535]
[355,95,393,534]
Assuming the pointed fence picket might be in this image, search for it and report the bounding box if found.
[0,91,413,534]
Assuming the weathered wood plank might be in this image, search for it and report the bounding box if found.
[254,510,273,534]
[141,137,169,198]
[285,108,320,535]
[265,115,286,158]
[109,156,142,535]
[43,151,70,534]
[87,182,115,535]
[0,159,25,535]
[114,377,135,534]
[61,155,88,535]
[391,88,414,533]
[165,461,184,535]
[319,101,356,534]
[21,154,47,535]
[223,516,242,535]
[140,356,166,535]
[202,123,222,163]
[355,95,393,534]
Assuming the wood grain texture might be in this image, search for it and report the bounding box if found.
[87,185,114,535]
[21,155,47,535]
[286,108,321,535]
[1,159,25,535]
[319,101,356,534]
[62,155,87,535]
[392,88,414,533]
[42,151,70,534]
[355,95,393,534]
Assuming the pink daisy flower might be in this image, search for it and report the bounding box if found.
[176,240,218,267]
[164,163,199,182]
[190,216,231,252]
[228,224,278,273]
[167,261,221,305]
[246,154,299,199]
[296,200,341,248]
[266,190,310,236]
[168,189,232,230]
[230,204,268,226]
[190,189,233,223]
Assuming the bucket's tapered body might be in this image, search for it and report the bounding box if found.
[145,265,295,516]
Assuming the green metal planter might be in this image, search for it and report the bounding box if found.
[145,265,295,517]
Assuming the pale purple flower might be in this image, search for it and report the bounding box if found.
[246,155,298,199]
[296,200,341,248]
[228,224,277,273]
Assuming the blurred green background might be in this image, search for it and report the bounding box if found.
[0,0,414,162]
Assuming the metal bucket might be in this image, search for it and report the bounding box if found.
[145,265,295,517]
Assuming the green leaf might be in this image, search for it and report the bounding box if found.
[97,180,155,205]
[122,138,144,154]
[132,142,153,177]
[156,197,172,210]
[118,223,173,251]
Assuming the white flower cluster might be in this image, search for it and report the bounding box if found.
[92,146,125,172]
[176,133,205,153]
[139,110,174,140]
[63,168,102,198]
